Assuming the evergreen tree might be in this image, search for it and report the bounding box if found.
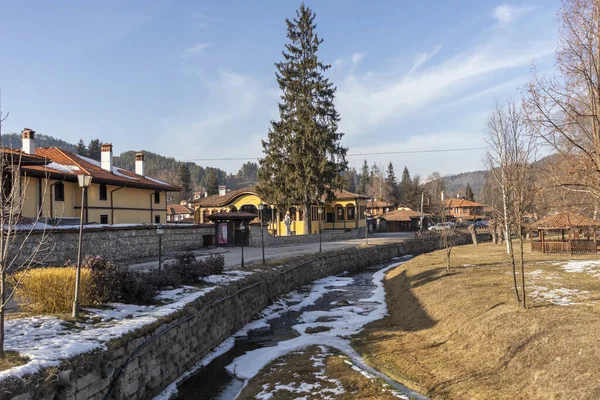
[178,164,192,201]
[343,169,357,193]
[384,162,399,203]
[237,162,259,182]
[75,139,87,156]
[257,4,347,233]
[465,183,475,202]
[398,166,411,206]
[358,160,370,195]
[87,139,102,161]
[205,168,219,196]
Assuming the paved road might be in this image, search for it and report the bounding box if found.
[128,232,415,272]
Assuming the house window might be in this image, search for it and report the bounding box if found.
[155,215,161,224]
[336,207,344,221]
[347,206,355,220]
[240,204,258,214]
[100,214,109,224]
[154,191,160,204]
[54,182,64,202]
[99,184,107,201]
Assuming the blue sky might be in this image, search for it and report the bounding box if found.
[0,1,560,177]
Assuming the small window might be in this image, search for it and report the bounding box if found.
[326,212,334,223]
[54,182,64,202]
[99,184,107,201]
[100,214,109,224]
[347,206,355,220]
[336,207,344,221]
[154,191,160,204]
[154,215,161,224]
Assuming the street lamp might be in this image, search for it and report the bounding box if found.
[258,203,265,264]
[73,174,92,318]
[317,206,323,252]
[239,221,246,268]
[365,199,370,246]
[157,225,164,273]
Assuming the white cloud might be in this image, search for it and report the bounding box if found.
[409,45,442,74]
[183,42,211,57]
[493,4,534,24]
[351,52,366,64]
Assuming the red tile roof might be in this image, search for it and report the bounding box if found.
[166,204,194,215]
[21,147,180,191]
[444,198,485,208]
[380,209,424,222]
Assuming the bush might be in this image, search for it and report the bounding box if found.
[199,254,225,277]
[161,253,225,285]
[15,267,95,313]
[82,256,158,305]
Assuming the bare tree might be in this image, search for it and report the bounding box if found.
[524,0,600,210]
[0,106,52,356]
[485,100,536,308]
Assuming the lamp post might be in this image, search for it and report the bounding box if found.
[240,221,246,268]
[318,206,323,252]
[258,203,265,264]
[157,225,164,273]
[73,174,92,318]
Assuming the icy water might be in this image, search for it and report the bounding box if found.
[168,257,424,400]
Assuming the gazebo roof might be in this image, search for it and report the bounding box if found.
[529,212,600,230]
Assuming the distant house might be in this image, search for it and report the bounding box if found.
[167,203,195,222]
[378,209,427,232]
[366,200,396,216]
[444,198,486,221]
[16,128,181,225]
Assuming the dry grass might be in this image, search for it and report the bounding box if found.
[14,267,95,313]
[353,241,600,400]
[237,345,402,399]
[0,351,29,370]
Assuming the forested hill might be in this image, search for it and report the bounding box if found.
[1,132,226,191]
[2,132,77,152]
[443,170,487,200]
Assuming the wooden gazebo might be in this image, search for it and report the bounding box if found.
[529,212,600,255]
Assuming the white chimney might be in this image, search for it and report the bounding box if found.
[101,143,113,173]
[441,191,445,201]
[135,152,145,176]
[22,128,36,154]
[218,185,227,196]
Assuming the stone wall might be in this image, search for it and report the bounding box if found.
[249,225,365,247]
[5,237,454,400]
[14,224,215,266]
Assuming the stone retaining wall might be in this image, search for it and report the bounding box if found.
[5,237,457,400]
[249,225,365,247]
[13,224,214,266]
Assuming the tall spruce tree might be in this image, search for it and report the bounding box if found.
[465,183,475,202]
[385,162,399,204]
[399,166,411,206]
[178,164,192,201]
[205,168,219,196]
[75,139,87,156]
[257,4,347,233]
[358,160,370,195]
[87,139,102,161]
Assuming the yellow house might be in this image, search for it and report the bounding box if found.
[191,186,368,236]
[15,128,180,225]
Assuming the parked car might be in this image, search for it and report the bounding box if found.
[428,222,454,231]
[475,220,489,228]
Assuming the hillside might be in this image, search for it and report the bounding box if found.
[442,170,487,201]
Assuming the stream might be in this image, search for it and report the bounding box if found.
[161,256,426,400]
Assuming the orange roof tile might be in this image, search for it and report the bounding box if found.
[21,147,180,191]
[380,209,424,222]
[444,198,485,208]
[167,204,194,215]
[529,212,600,229]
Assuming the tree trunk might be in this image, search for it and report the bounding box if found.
[518,223,527,309]
[304,198,312,235]
[469,225,478,246]
[0,269,5,357]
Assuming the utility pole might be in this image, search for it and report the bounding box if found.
[419,191,424,230]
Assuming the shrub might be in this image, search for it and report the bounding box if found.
[199,254,225,277]
[14,267,95,313]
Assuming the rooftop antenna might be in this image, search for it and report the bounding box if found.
[0,90,8,145]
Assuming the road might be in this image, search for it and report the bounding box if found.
[128,232,415,272]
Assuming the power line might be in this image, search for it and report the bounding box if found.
[179,146,487,162]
